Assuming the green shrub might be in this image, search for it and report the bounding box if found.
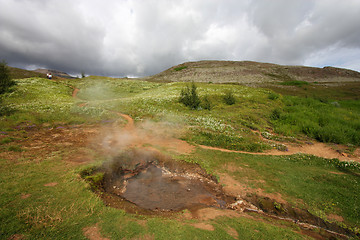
[1,137,14,144]
[7,145,23,152]
[268,92,279,100]
[0,61,16,94]
[270,108,282,120]
[0,105,15,116]
[174,66,188,71]
[84,172,104,191]
[179,82,200,109]
[201,95,212,110]
[279,80,309,86]
[223,90,236,105]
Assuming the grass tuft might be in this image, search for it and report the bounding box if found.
[174,66,188,71]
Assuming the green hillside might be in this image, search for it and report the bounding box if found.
[0,63,359,239]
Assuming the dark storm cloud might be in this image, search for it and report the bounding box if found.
[248,0,360,66]
[0,0,359,77]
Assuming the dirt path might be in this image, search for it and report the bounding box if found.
[198,142,360,162]
[115,112,134,130]
[72,88,80,98]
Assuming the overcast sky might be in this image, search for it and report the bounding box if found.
[1,0,360,77]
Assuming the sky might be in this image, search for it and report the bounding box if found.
[0,0,360,77]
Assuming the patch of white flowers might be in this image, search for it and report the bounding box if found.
[190,116,234,133]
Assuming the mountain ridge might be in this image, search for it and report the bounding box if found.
[146,60,360,84]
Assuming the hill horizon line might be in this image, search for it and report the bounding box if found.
[7,60,360,81]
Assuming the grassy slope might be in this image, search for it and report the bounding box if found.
[0,77,116,130]
[0,72,359,238]
[8,66,48,79]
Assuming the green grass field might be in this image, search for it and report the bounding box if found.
[1,75,359,239]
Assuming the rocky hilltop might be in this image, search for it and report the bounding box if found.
[147,60,360,85]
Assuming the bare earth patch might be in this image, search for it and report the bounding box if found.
[20,193,31,199]
[189,222,214,231]
[224,226,239,239]
[219,173,288,204]
[83,224,110,240]
[327,214,344,222]
[7,234,26,240]
[186,207,241,221]
[43,182,58,187]
[0,124,101,164]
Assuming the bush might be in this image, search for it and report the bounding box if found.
[0,61,16,94]
[268,92,279,100]
[179,82,200,109]
[270,108,282,120]
[201,95,212,110]
[223,90,236,105]
[174,66,188,71]
[279,80,309,86]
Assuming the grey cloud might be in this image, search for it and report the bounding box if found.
[0,0,106,74]
[248,0,360,66]
[0,0,359,77]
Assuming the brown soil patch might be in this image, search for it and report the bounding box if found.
[218,173,249,197]
[44,182,58,187]
[329,171,345,175]
[136,219,147,227]
[72,88,79,98]
[224,226,239,238]
[187,207,241,221]
[116,112,134,130]
[327,214,344,222]
[224,162,242,172]
[78,103,88,107]
[83,224,110,240]
[219,173,287,204]
[300,229,326,240]
[20,193,31,199]
[0,124,101,164]
[7,234,26,240]
[69,153,93,164]
[253,190,287,205]
[189,222,214,231]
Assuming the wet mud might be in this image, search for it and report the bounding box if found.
[121,165,226,210]
[84,148,235,214]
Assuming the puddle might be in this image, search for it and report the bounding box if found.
[86,149,233,213]
[120,164,225,211]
